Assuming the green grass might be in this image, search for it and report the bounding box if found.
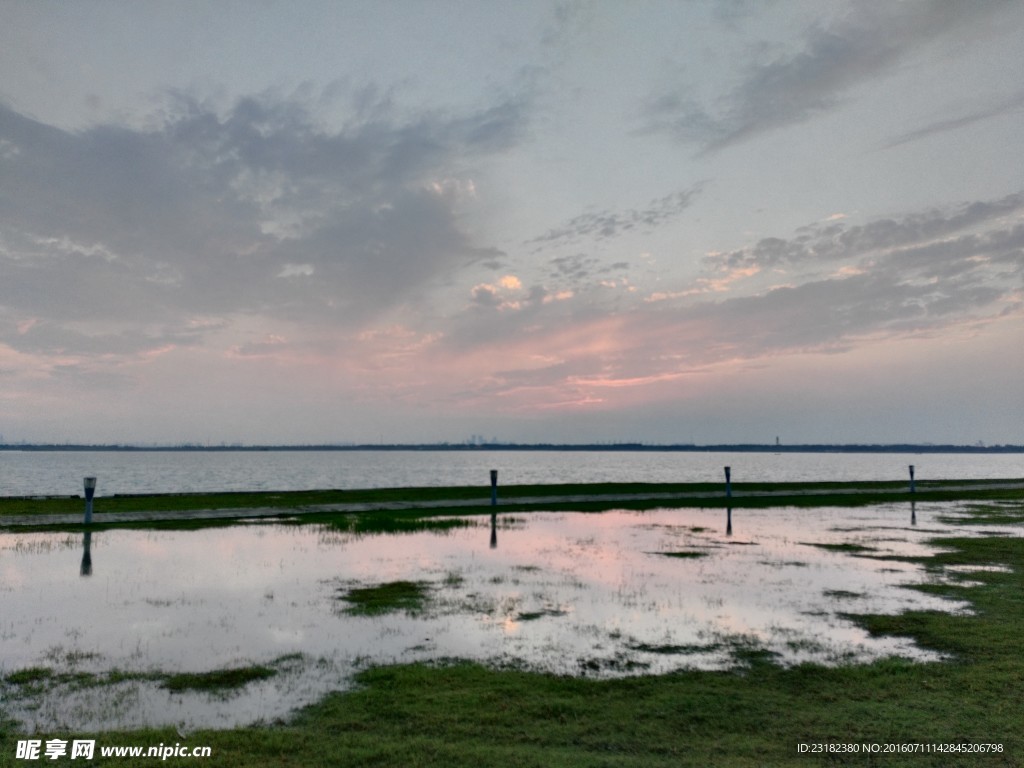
[337,580,432,616]
[3,478,1022,521]
[514,608,568,622]
[627,642,719,655]
[2,665,278,700]
[2,500,1023,766]
[651,550,709,559]
[2,667,53,686]
[800,541,878,553]
[161,666,277,693]
[822,589,865,599]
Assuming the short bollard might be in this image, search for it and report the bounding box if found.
[83,477,97,525]
[490,469,498,506]
[724,466,732,498]
[909,465,916,494]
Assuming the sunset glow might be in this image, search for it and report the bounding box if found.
[1,2,1021,444]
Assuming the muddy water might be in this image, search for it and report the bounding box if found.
[0,502,1017,731]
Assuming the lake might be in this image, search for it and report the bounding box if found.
[1,499,1018,732]
[1,450,1022,497]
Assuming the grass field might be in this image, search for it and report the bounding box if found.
[2,485,1023,766]
[2,478,1022,530]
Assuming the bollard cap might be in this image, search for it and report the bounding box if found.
[84,477,97,490]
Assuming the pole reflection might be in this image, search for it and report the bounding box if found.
[80,530,93,577]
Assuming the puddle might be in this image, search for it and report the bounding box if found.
[0,502,1019,732]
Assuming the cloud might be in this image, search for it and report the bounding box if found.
[641,0,1014,152]
[883,90,1024,148]
[498,275,522,290]
[411,191,1023,413]
[547,254,630,287]
[0,89,528,360]
[527,186,702,250]
[703,192,1024,274]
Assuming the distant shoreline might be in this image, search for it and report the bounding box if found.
[2,443,1022,453]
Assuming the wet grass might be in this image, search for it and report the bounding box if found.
[627,642,720,655]
[3,667,53,686]
[651,550,710,559]
[340,515,477,535]
[337,580,432,616]
[161,666,277,693]
[3,479,1022,525]
[800,541,877,553]
[822,589,865,599]
[2,502,1023,766]
[514,608,568,622]
[2,658,299,704]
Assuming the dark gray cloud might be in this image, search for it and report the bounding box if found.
[883,90,1024,148]
[641,0,1014,152]
[548,253,629,282]
[705,192,1024,272]
[696,272,1006,354]
[527,186,701,250]
[0,90,528,355]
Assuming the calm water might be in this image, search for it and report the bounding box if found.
[1,450,1022,497]
[1,500,1019,731]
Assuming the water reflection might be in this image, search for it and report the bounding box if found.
[726,506,733,536]
[489,513,498,549]
[79,531,92,577]
[911,501,917,526]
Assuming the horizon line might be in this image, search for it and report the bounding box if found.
[1,441,1022,453]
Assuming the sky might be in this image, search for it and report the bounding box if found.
[1,0,1022,446]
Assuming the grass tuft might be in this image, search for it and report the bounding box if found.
[338,580,432,616]
[161,665,276,693]
[651,550,709,559]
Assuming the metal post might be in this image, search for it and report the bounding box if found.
[909,465,916,494]
[490,469,498,506]
[83,477,96,525]
[724,466,732,498]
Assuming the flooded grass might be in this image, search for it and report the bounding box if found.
[340,515,477,536]
[337,580,432,616]
[800,541,877,553]
[627,641,720,655]
[822,589,865,599]
[2,496,1023,761]
[651,550,709,559]
[161,666,277,693]
[514,607,568,622]
[214,507,1024,766]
